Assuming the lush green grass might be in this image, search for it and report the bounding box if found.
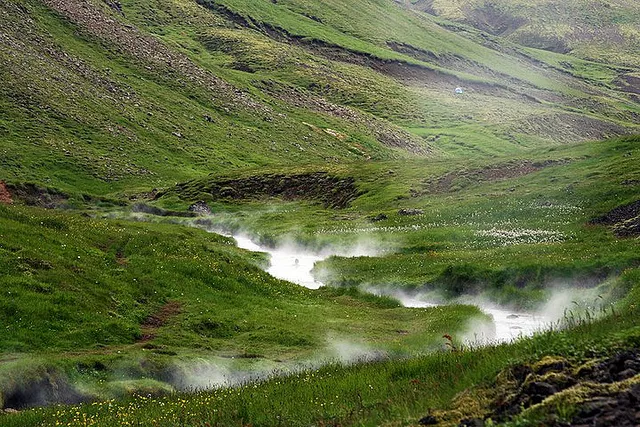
[1,0,638,202]
[158,136,639,306]
[1,0,639,425]
[5,267,640,426]
[0,204,483,407]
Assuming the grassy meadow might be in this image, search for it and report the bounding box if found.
[0,0,639,425]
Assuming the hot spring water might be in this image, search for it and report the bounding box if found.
[230,233,551,344]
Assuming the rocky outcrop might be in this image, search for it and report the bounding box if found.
[4,183,68,209]
[423,351,640,426]
[188,201,212,215]
[131,203,196,218]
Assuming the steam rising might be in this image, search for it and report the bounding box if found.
[169,335,388,392]
[102,214,609,390]
[231,233,382,289]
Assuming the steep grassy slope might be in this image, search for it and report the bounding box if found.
[1,0,638,200]
[130,0,638,153]
[0,0,427,196]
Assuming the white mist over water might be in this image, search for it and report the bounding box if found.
[225,232,585,344]
[230,233,379,289]
[165,231,601,391]
[232,234,326,289]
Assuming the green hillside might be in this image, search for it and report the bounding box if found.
[0,0,639,425]
[405,0,640,67]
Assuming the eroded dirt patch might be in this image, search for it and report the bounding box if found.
[590,199,640,238]
[616,74,640,103]
[420,159,569,194]
[0,181,13,204]
[513,113,628,144]
[131,203,197,218]
[5,183,69,209]
[139,301,182,342]
[170,172,363,209]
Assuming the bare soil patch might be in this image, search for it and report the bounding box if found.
[616,74,640,103]
[5,183,69,209]
[513,113,628,144]
[171,172,363,209]
[467,3,528,37]
[0,181,13,204]
[139,301,182,342]
[590,199,640,238]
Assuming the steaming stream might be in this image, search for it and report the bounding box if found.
[230,234,551,343]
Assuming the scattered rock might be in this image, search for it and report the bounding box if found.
[613,216,640,238]
[525,381,557,404]
[571,390,640,426]
[370,213,388,222]
[418,415,438,425]
[439,349,640,426]
[459,418,484,427]
[617,368,637,380]
[509,364,533,384]
[533,356,568,375]
[628,383,640,402]
[586,350,640,383]
[188,201,212,215]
